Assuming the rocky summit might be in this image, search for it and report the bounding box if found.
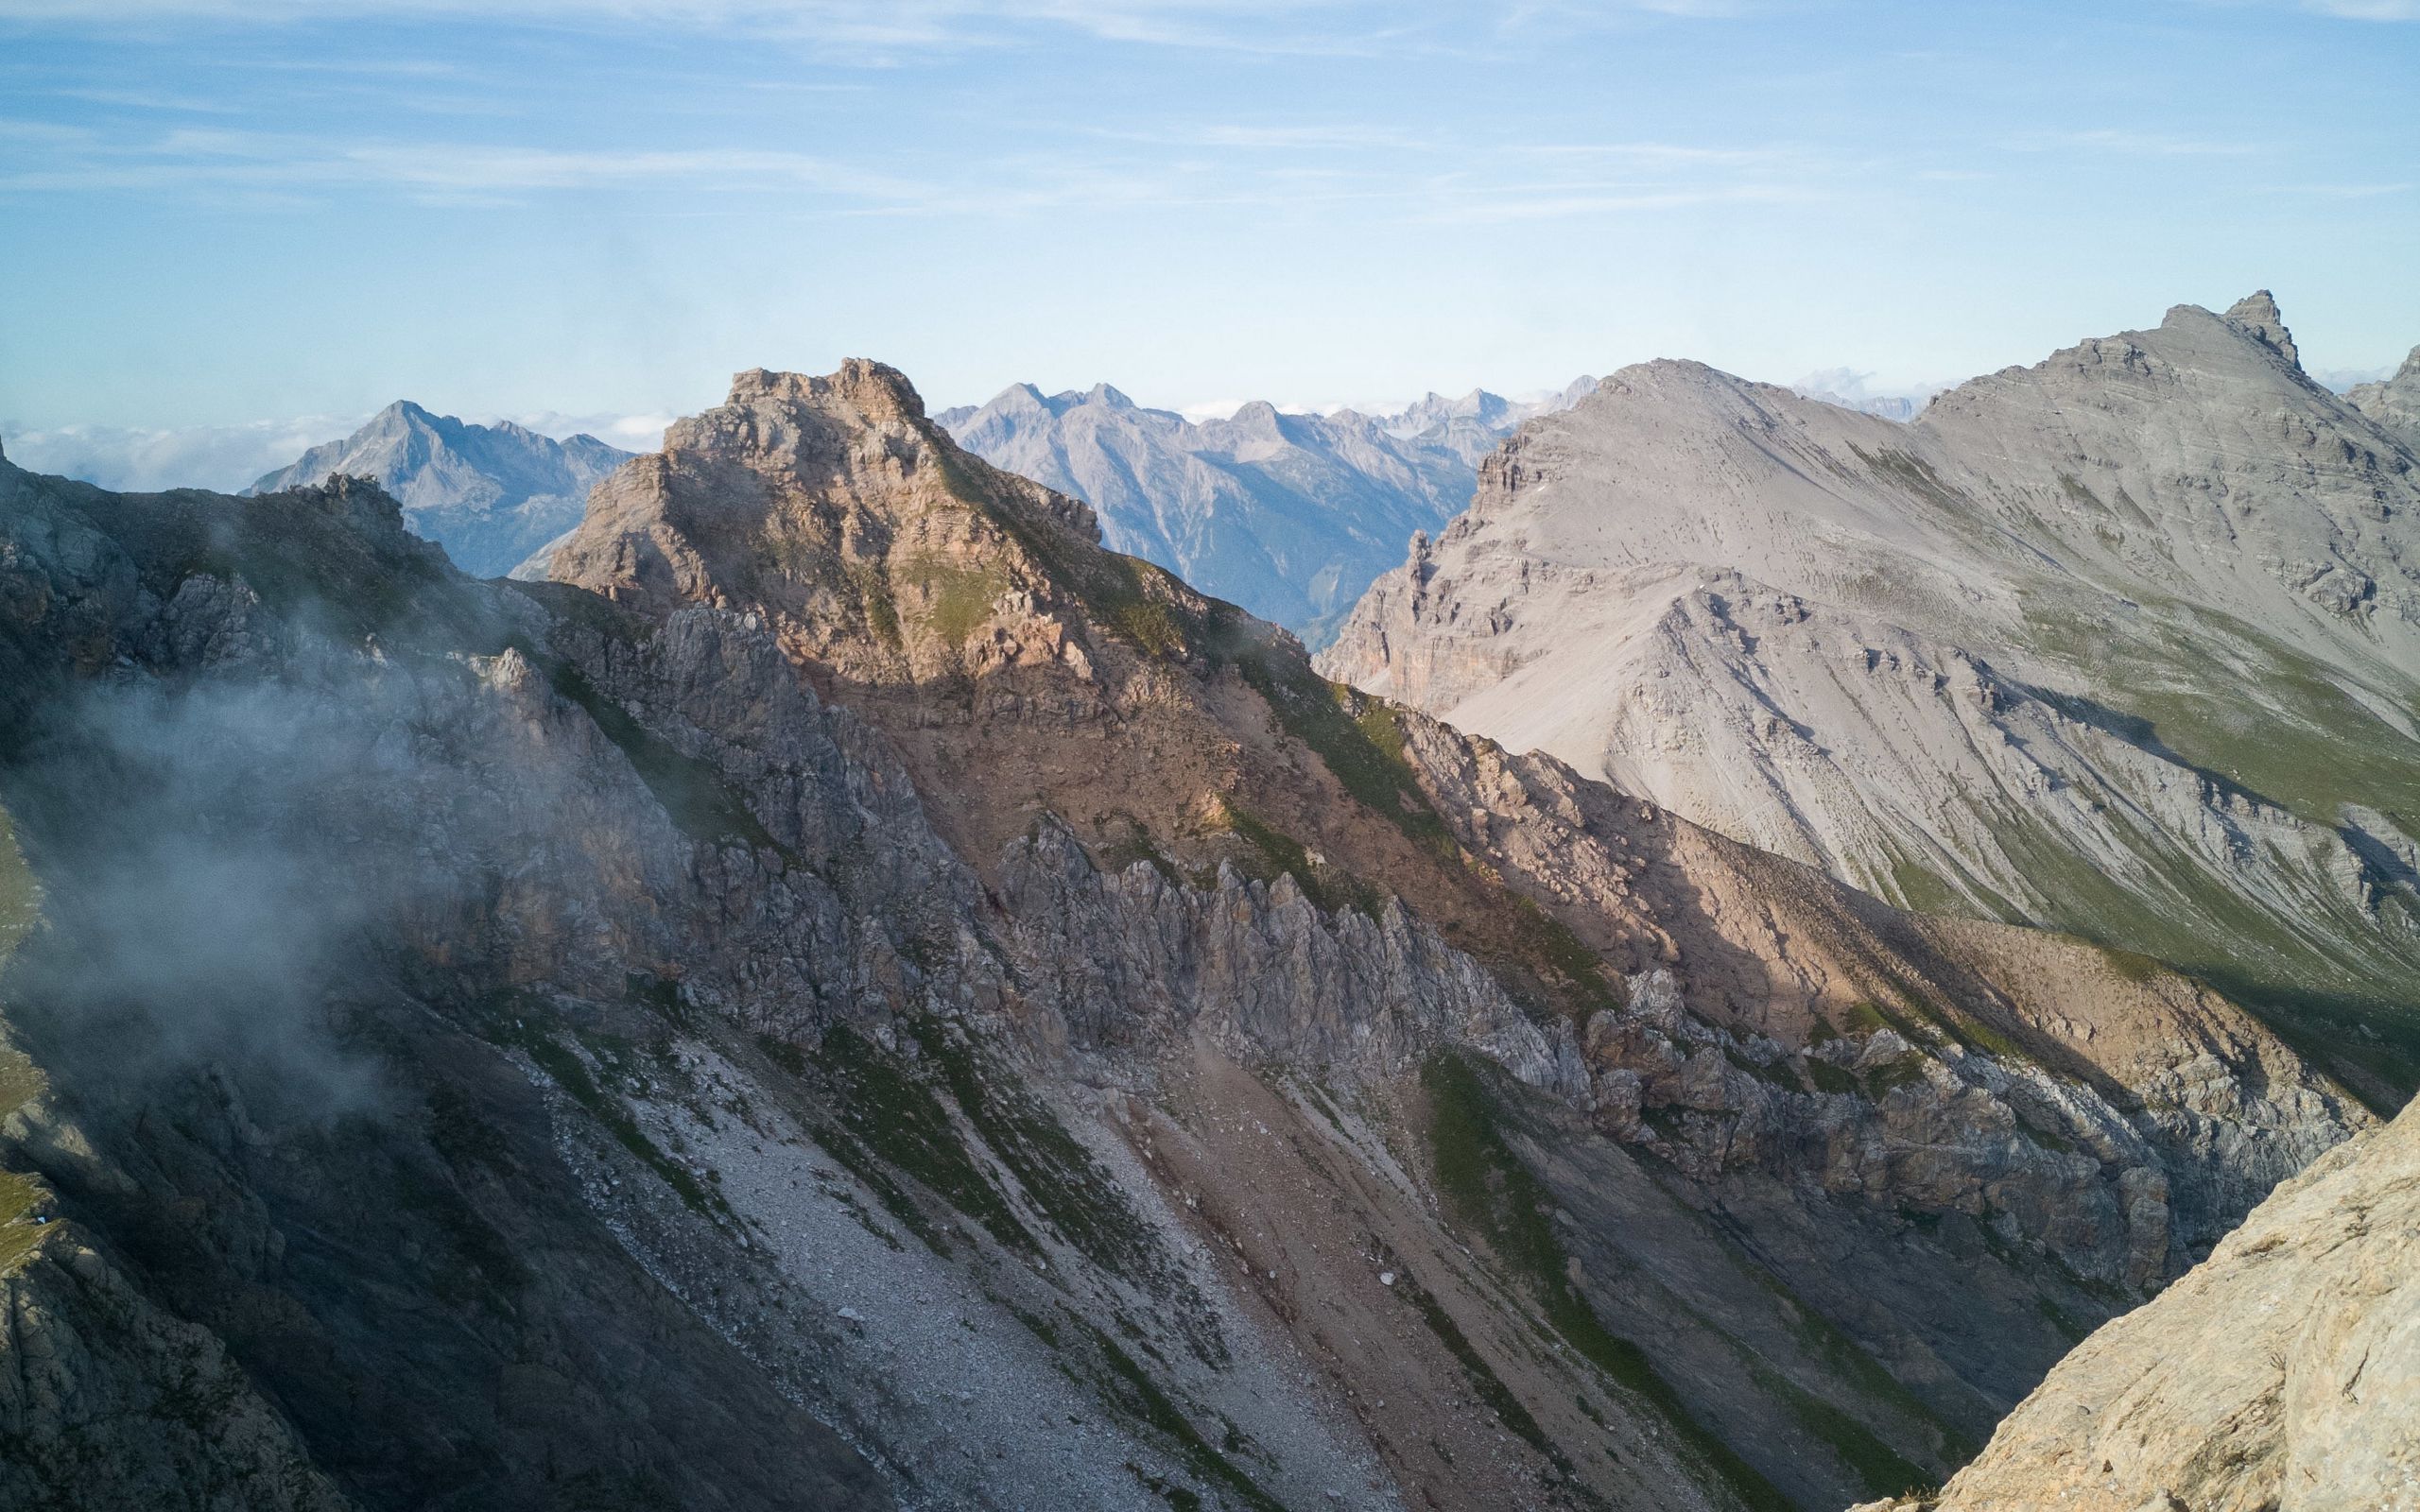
[1322,292,2420,1108]
[0,356,2384,1511]
[251,400,631,579]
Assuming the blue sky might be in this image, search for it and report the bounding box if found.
[2,0,2416,485]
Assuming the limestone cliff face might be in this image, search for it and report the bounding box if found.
[1321,294,2420,1103]
[1855,1094,2420,1512]
[0,359,2379,1512]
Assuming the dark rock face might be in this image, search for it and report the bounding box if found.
[0,361,2376,1512]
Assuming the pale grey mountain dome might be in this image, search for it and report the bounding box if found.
[1323,291,2420,1104]
[937,378,1593,644]
[251,400,631,578]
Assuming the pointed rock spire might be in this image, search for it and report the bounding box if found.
[2222,290,2301,369]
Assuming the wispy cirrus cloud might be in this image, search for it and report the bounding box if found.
[2300,0,2419,17]
[1415,180,1820,223]
[0,0,1401,55]
[0,110,1841,227]
[2010,129,2260,157]
[0,126,931,201]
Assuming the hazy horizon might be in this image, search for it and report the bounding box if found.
[4,0,2416,484]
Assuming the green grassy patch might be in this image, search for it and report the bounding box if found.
[2097,945,2163,984]
[933,444,1201,662]
[1839,1002,1893,1036]
[842,560,902,649]
[1751,1362,1933,1501]
[1724,1045,1799,1090]
[1397,1272,1563,1468]
[1861,1056,1933,1100]
[1080,1321,1284,1512]
[902,556,1010,645]
[1422,1052,1794,1511]
[811,1022,1037,1258]
[0,806,35,964]
[1751,1266,1979,1466]
[1096,818,1183,885]
[0,1168,50,1273]
[905,1018,1169,1288]
[1229,650,1461,864]
[1211,800,1386,919]
[477,1000,726,1220]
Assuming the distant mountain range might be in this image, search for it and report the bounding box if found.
[1788,367,1939,421]
[1366,376,1601,463]
[250,401,631,578]
[936,379,1594,644]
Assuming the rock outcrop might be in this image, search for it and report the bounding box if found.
[1322,293,2420,1105]
[1854,1094,2420,1512]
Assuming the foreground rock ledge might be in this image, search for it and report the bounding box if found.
[1852,1095,2420,1512]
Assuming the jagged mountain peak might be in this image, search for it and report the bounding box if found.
[1219,397,1288,432]
[2221,286,2301,368]
[552,359,1140,697]
[722,359,929,424]
[251,396,632,578]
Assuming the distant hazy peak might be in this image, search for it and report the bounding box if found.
[1788,366,1935,422]
[1220,398,1286,431]
[249,396,632,578]
[2345,344,2420,451]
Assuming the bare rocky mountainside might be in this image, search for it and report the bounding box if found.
[0,360,2380,1512]
[935,378,1591,645]
[1322,293,2420,1109]
[251,400,631,578]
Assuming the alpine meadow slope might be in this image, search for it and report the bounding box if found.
[1322,293,2420,1108]
[0,363,2375,1511]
